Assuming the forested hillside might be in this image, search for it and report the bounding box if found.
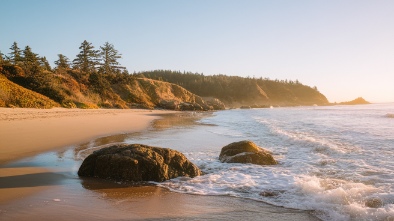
[0,41,328,109]
[139,70,329,106]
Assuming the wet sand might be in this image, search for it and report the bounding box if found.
[0,108,172,204]
[0,108,320,220]
[0,108,172,164]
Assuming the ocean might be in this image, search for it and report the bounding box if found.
[123,103,394,221]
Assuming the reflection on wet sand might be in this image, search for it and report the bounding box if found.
[150,112,213,130]
[73,112,209,159]
[73,133,141,159]
[81,177,172,205]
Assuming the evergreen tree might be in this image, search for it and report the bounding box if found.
[0,50,4,64]
[73,40,99,73]
[40,56,52,71]
[8,42,22,65]
[99,42,125,74]
[22,45,41,74]
[54,54,70,69]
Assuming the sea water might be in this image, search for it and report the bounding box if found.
[124,103,394,221]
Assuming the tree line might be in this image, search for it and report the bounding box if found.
[0,40,126,75]
[1,41,328,108]
[0,41,132,107]
[138,70,328,106]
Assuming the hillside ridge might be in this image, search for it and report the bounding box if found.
[140,70,329,107]
[1,41,330,109]
[0,64,331,109]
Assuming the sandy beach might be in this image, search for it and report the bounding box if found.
[0,108,170,204]
[0,108,319,220]
[0,108,170,164]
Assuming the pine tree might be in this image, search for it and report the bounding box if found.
[22,45,41,74]
[40,56,52,71]
[54,54,70,69]
[99,42,125,74]
[73,40,99,73]
[8,42,22,65]
[0,50,4,64]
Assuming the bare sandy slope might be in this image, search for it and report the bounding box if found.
[0,108,172,164]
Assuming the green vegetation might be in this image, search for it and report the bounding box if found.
[99,42,126,74]
[0,41,330,110]
[139,70,329,106]
[0,74,58,108]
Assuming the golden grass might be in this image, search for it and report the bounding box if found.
[0,74,59,108]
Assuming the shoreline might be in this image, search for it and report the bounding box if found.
[0,107,176,164]
[0,107,176,205]
[0,108,320,220]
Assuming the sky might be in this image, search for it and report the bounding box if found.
[1,0,393,103]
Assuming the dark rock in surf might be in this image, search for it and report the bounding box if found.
[259,190,284,197]
[385,113,394,118]
[365,198,383,208]
[78,144,201,182]
[219,140,277,165]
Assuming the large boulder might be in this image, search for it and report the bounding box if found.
[78,144,201,182]
[219,140,277,165]
[159,99,179,110]
[202,97,226,110]
[179,102,204,111]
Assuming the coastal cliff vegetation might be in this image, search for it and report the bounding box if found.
[0,41,329,109]
[140,70,329,107]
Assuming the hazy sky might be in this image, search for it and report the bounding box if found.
[1,0,393,103]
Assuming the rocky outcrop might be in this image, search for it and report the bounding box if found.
[78,144,201,182]
[385,114,394,118]
[159,100,179,110]
[203,97,226,110]
[219,141,277,165]
[339,97,370,105]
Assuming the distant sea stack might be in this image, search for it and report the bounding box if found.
[339,97,370,105]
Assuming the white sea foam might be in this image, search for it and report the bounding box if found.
[148,104,394,220]
[254,117,362,154]
[206,127,244,138]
